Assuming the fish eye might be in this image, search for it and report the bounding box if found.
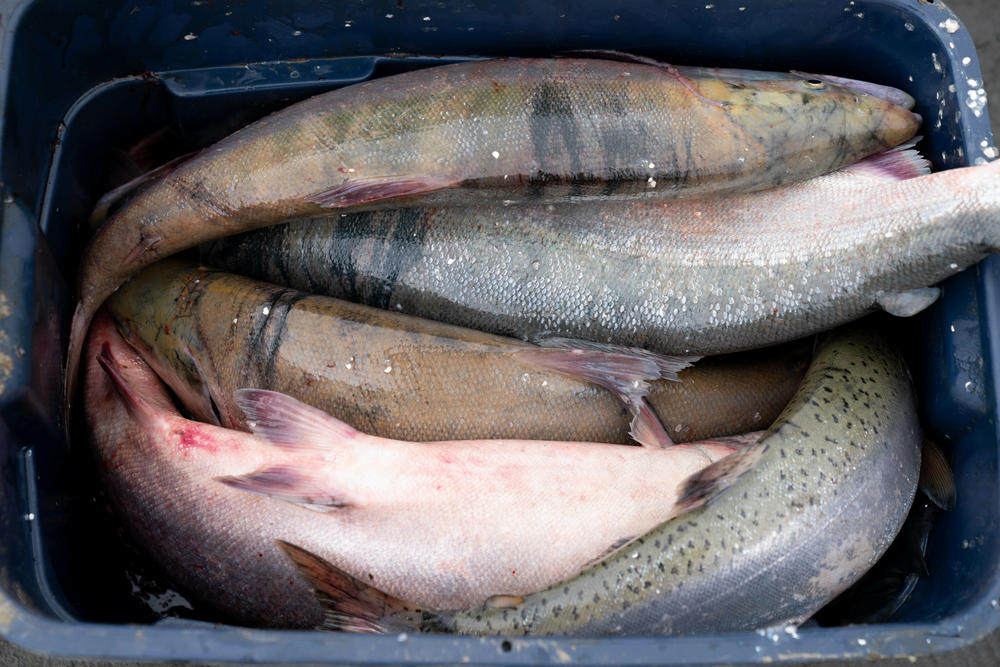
[801,79,826,89]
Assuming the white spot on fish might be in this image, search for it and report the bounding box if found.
[262,306,270,315]
[183,33,198,40]
[446,257,456,265]
[647,162,655,169]
[542,380,548,387]
[491,151,500,159]
[963,56,972,66]
[384,365,393,374]
[647,176,657,188]
[950,263,959,269]
[521,373,530,382]
[739,6,746,10]
[248,421,256,429]
[232,318,238,325]
[941,18,960,34]
[991,599,999,609]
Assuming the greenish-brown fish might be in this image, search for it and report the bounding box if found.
[105,258,806,445]
[279,327,922,635]
[205,150,1000,358]
[66,56,919,418]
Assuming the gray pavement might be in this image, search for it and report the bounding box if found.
[5,0,999,664]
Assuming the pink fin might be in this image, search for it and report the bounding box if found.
[96,342,160,428]
[217,465,350,511]
[514,339,695,448]
[277,540,422,634]
[306,176,454,208]
[843,139,930,181]
[234,388,360,452]
[630,401,676,449]
[674,443,766,514]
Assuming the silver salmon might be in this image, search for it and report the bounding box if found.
[104,258,806,445]
[279,327,922,635]
[66,57,919,417]
[205,150,1000,356]
[84,311,749,627]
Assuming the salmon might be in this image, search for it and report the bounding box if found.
[66,56,919,420]
[84,311,752,627]
[104,258,807,445]
[206,149,1000,357]
[279,327,922,635]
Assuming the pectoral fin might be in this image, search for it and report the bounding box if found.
[234,388,361,452]
[277,540,426,634]
[216,465,350,512]
[306,176,455,208]
[919,439,956,511]
[877,287,940,317]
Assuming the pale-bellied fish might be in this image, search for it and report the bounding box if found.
[84,311,754,628]
[104,258,807,445]
[205,150,1000,357]
[279,327,922,635]
[66,56,920,418]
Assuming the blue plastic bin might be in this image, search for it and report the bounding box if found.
[0,0,996,662]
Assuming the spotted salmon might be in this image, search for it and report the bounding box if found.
[104,258,805,446]
[66,56,919,420]
[280,327,922,635]
[84,311,750,627]
[205,149,1000,357]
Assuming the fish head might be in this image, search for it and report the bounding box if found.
[105,259,227,426]
[688,69,921,181]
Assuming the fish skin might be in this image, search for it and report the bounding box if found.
[282,327,922,636]
[104,258,806,444]
[84,310,751,626]
[204,157,1000,357]
[66,56,919,418]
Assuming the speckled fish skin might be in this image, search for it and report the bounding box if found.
[66,56,920,418]
[104,258,806,443]
[205,158,1000,357]
[290,328,921,635]
[83,312,744,626]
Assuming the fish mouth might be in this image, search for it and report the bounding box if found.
[790,71,916,109]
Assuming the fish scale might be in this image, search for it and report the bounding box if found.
[66,56,919,421]
[281,328,922,635]
[105,258,805,443]
[205,158,1000,357]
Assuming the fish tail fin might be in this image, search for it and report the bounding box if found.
[234,388,363,452]
[276,540,427,634]
[216,464,352,512]
[674,443,766,514]
[96,341,162,428]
